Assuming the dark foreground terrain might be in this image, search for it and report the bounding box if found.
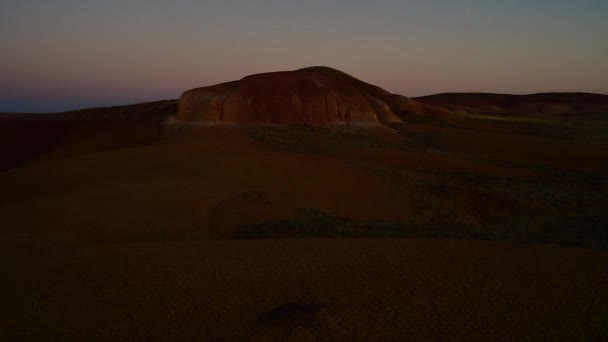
[1,100,608,340]
[2,238,607,341]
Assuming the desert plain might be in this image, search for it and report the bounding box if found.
[1,68,607,340]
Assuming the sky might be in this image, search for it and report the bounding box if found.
[1,0,607,112]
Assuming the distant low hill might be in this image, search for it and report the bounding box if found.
[0,100,177,122]
[414,93,608,114]
[0,100,177,170]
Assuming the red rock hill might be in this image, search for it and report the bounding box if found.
[178,67,446,125]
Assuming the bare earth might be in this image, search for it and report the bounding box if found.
[2,237,607,341]
[1,100,607,340]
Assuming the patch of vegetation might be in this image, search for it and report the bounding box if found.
[234,206,608,249]
[246,127,320,153]
[246,125,399,154]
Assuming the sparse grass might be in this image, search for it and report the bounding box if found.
[234,207,608,248]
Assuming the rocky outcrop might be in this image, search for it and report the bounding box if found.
[178,67,445,126]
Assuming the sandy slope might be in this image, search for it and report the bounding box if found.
[1,103,608,340]
[1,120,606,245]
[1,237,607,341]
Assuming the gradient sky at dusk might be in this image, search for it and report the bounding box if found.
[1,0,607,112]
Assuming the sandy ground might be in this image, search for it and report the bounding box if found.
[1,237,607,341]
[1,109,607,340]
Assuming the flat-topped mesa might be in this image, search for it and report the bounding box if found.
[178,67,411,126]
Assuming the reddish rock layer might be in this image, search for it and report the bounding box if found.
[178,67,445,126]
